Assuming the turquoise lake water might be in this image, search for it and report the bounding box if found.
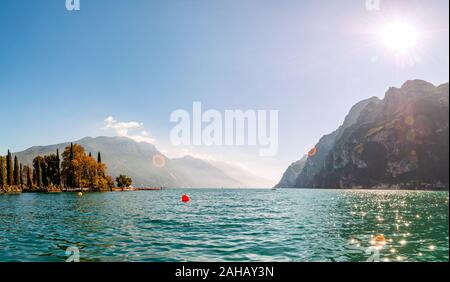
[0,189,448,262]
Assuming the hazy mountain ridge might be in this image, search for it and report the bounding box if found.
[207,160,273,188]
[13,136,271,188]
[170,156,242,188]
[278,80,449,189]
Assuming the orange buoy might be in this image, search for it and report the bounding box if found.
[181,194,190,202]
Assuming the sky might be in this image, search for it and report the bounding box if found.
[0,0,449,184]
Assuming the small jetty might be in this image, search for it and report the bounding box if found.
[112,187,162,191]
[134,187,162,191]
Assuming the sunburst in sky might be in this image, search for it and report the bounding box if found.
[380,21,420,54]
[377,20,422,67]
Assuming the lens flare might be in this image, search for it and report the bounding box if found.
[152,154,166,168]
[308,147,318,157]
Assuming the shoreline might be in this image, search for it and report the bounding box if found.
[281,187,450,192]
[1,186,449,194]
[0,186,163,194]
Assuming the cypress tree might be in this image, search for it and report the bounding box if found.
[5,153,9,186]
[70,143,74,161]
[41,158,48,188]
[89,152,92,158]
[97,151,104,179]
[0,157,6,189]
[19,163,23,189]
[13,156,19,185]
[26,166,33,189]
[6,150,13,186]
[37,162,43,188]
[56,149,61,187]
[68,143,74,187]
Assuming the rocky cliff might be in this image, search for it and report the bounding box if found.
[274,155,307,188]
[278,80,449,189]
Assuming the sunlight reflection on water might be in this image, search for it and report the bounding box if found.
[0,189,448,262]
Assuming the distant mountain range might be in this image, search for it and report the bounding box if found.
[276,80,449,189]
[13,136,272,188]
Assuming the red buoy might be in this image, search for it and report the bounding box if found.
[181,194,190,202]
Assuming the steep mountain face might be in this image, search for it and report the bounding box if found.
[274,155,307,188]
[294,96,381,187]
[279,80,449,189]
[13,136,270,188]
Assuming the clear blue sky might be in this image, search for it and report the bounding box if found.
[0,0,448,182]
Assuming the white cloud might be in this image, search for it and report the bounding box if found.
[104,116,156,144]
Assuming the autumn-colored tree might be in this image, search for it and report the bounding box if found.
[104,175,114,191]
[62,144,82,187]
[2,145,115,192]
[61,144,111,190]
[97,174,114,191]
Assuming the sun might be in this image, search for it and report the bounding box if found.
[380,21,420,54]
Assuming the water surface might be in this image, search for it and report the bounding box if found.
[0,189,448,262]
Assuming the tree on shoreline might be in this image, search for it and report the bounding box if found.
[13,156,19,186]
[0,151,25,192]
[67,143,75,188]
[0,156,6,189]
[6,150,13,186]
[33,156,46,188]
[56,149,61,186]
[44,154,61,187]
[37,162,43,188]
[19,164,23,189]
[2,144,117,193]
[116,175,132,191]
[26,166,33,189]
[61,144,112,190]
